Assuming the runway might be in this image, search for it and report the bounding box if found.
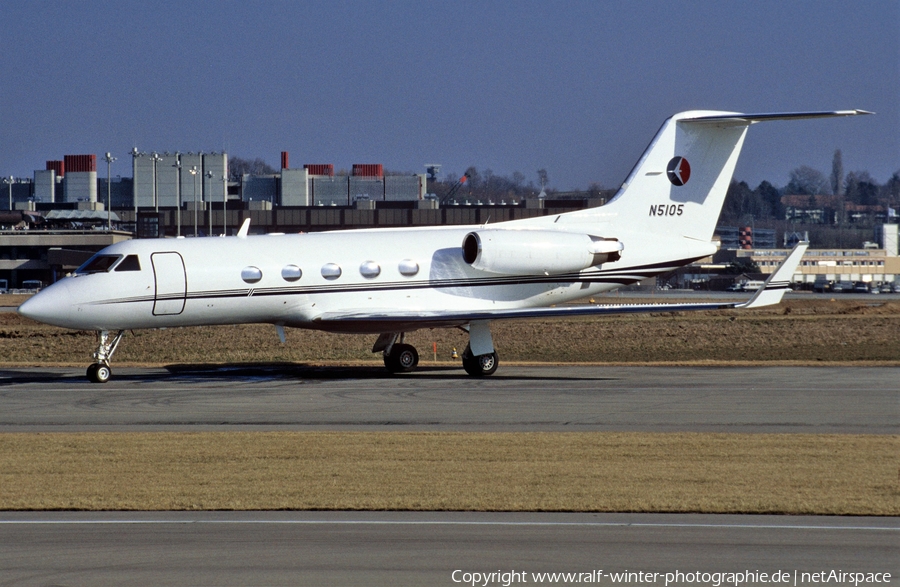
[0,365,896,433]
[2,365,897,585]
[1,512,897,586]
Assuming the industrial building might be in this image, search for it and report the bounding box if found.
[10,150,426,212]
[132,151,228,209]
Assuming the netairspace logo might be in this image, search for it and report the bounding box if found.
[450,569,893,586]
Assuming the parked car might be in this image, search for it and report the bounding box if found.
[831,282,849,293]
[880,283,892,293]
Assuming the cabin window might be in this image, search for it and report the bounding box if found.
[321,263,342,280]
[359,261,380,278]
[76,254,121,274]
[398,259,419,276]
[114,255,142,272]
[282,265,302,282]
[241,266,263,284]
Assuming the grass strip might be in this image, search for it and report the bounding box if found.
[1,432,897,514]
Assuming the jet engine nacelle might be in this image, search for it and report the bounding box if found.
[462,229,623,275]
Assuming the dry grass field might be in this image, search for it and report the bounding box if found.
[1,432,897,514]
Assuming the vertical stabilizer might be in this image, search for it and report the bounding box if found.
[600,109,870,245]
[603,110,749,243]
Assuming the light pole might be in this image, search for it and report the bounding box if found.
[173,155,182,237]
[150,152,162,212]
[221,174,228,236]
[131,148,140,220]
[189,166,199,237]
[102,153,116,230]
[205,170,213,236]
[4,176,13,211]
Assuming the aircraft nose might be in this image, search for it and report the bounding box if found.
[18,281,73,326]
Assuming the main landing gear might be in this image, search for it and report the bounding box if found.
[383,343,419,373]
[376,320,499,376]
[461,344,499,376]
[375,333,420,373]
[86,330,126,383]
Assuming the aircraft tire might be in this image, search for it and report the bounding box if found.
[384,344,419,373]
[461,345,499,376]
[86,363,111,384]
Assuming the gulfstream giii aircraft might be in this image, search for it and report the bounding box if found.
[20,109,868,382]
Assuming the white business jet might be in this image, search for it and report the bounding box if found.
[19,109,868,382]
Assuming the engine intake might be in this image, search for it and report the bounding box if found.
[462,229,622,275]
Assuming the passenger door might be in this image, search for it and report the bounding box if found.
[151,252,187,316]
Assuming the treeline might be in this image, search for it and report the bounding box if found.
[719,152,900,249]
[720,150,900,226]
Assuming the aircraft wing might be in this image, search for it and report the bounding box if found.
[314,242,808,329]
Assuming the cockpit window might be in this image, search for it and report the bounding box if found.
[115,255,142,272]
[76,254,122,274]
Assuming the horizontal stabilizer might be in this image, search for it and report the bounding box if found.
[682,110,872,126]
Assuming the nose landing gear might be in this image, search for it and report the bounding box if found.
[86,362,112,384]
[86,330,126,383]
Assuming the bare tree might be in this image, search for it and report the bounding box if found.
[888,171,900,204]
[228,157,277,181]
[786,165,829,195]
[831,149,843,196]
[844,170,879,205]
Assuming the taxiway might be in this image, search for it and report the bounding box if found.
[0,365,896,433]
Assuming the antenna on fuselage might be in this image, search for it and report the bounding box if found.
[237,218,250,238]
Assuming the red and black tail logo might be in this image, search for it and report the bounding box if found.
[666,156,691,186]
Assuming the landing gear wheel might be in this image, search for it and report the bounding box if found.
[87,330,124,384]
[384,343,419,373]
[461,345,499,376]
[86,363,111,384]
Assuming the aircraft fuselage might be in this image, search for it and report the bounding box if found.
[24,223,632,333]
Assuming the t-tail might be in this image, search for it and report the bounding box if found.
[601,110,871,245]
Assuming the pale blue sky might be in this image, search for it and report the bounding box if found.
[2,1,897,191]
